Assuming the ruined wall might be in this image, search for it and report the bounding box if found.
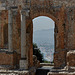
[0,0,75,68]
[30,0,66,68]
[29,0,75,68]
[0,10,21,53]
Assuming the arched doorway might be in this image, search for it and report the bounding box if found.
[27,6,66,68]
[33,16,55,63]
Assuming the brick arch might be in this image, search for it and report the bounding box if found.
[30,12,57,22]
[20,0,66,68]
[27,13,56,66]
[30,12,58,50]
[31,12,56,50]
[28,8,66,68]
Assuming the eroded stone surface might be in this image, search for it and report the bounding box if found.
[48,72,75,75]
[0,0,75,70]
[0,70,29,75]
[67,50,75,68]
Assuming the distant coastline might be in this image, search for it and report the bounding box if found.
[33,29,54,62]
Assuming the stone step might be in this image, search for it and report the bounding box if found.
[0,65,13,70]
[36,66,53,75]
[47,72,75,75]
[0,70,29,75]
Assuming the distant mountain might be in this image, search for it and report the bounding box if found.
[33,29,55,61]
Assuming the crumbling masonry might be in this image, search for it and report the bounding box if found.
[0,0,75,75]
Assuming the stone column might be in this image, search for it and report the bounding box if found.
[20,10,28,69]
[8,9,13,52]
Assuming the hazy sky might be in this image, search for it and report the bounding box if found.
[33,16,55,32]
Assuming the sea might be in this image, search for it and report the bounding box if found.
[33,29,55,62]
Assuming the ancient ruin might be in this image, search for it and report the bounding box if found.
[0,0,75,75]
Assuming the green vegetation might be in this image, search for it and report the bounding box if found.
[43,60,50,63]
[33,43,54,63]
[33,43,44,63]
[43,60,54,64]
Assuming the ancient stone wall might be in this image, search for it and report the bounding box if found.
[30,0,66,68]
[0,0,75,69]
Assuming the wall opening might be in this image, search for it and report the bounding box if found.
[33,16,55,63]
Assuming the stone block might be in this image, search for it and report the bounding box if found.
[20,59,28,69]
[67,50,75,67]
[33,55,40,68]
[0,50,19,69]
[47,72,75,75]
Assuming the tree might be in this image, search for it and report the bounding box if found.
[33,43,44,63]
